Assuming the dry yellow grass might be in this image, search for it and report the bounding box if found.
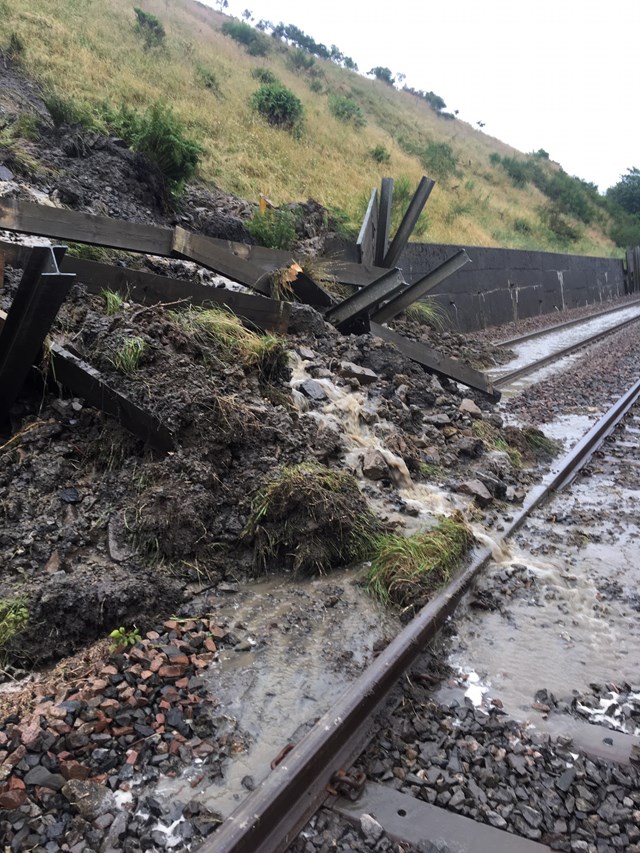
[0,0,620,256]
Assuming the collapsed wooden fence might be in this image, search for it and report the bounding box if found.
[0,179,498,450]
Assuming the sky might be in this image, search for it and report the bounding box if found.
[209,0,639,192]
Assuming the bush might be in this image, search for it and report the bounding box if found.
[607,168,640,217]
[328,94,366,128]
[287,47,315,72]
[541,206,580,244]
[133,7,165,47]
[369,144,390,164]
[221,20,269,55]
[500,155,530,187]
[514,217,533,235]
[246,207,297,249]
[308,79,323,94]
[608,209,640,248]
[105,102,200,197]
[250,83,303,131]
[251,67,278,84]
[421,141,457,180]
[489,152,501,166]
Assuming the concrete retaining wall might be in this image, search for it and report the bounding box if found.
[399,244,627,332]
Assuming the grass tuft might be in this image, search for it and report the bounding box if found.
[112,336,146,375]
[404,299,447,329]
[173,306,289,381]
[368,515,471,608]
[101,288,125,316]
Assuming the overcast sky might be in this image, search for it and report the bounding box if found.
[211,0,638,192]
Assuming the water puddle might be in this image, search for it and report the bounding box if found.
[157,569,400,816]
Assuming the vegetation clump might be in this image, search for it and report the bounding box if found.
[104,102,201,197]
[101,288,125,316]
[0,598,29,662]
[328,94,366,128]
[369,144,390,164]
[112,336,146,375]
[250,67,278,84]
[221,19,269,55]
[246,463,382,575]
[246,206,297,249]
[133,7,165,48]
[404,300,446,329]
[421,141,458,180]
[250,83,304,131]
[173,307,288,382]
[368,515,472,608]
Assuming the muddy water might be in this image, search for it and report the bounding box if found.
[158,569,400,816]
[444,412,640,729]
[490,304,640,382]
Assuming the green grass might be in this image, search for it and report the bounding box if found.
[101,288,125,316]
[173,306,288,380]
[0,598,29,662]
[112,336,146,374]
[404,299,447,329]
[368,515,471,608]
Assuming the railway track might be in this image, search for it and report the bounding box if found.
[489,302,640,389]
[201,373,640,849]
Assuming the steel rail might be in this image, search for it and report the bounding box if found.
[493,312,640,387]
[493,297,640,347]
[203,379,640,853]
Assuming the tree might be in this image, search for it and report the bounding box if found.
[368,66,395,86]
[607,168,640,216]
[242,9,253,21]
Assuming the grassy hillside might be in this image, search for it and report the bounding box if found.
[0,0,624,256]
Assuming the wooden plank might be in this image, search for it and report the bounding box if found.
[372,249,470,323]
[47,342,175,452]
[172,226,271,292]
[325,268,406,332]
[0,303,176,451]
[382,176,435,268]
[356,188,378,266]
[370,321,500,400]
[0,246,75,419]
[60,257,291,334]
[0,198,174,256]
[375,177,394,266]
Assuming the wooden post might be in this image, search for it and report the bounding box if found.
[0,245,75,420]
[324,268,405,332]
[374,178,394,266]
[356,188,378,266]
[372,249,470,324]
[382,176,435,268]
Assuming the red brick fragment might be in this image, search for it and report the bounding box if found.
[203,639,217,653]
[158,665,185,679]
[0,789,27,809]
[60,761,90,781]
[126,750,139,765]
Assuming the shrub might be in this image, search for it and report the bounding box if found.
[328,94,366,128]
[608,209,640,248]
[369,144,390,164]
[221,20,269,55]
[514,217,533,235]
[251,67,278,84]
[250,83,303,131]
[500,155,530,187]
[308,79,323,94]
[133,7,165,47]
[489,152,501,166]
[246,207,297,249]
[106,102,200,197]
[287,47,315,72]
[421,141,457,180]
[541,206,580,244]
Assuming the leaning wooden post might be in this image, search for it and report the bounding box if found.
[382,176,435,268]
[0,245,75,420]
[374,177,394,266]
[372,249,470,324]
